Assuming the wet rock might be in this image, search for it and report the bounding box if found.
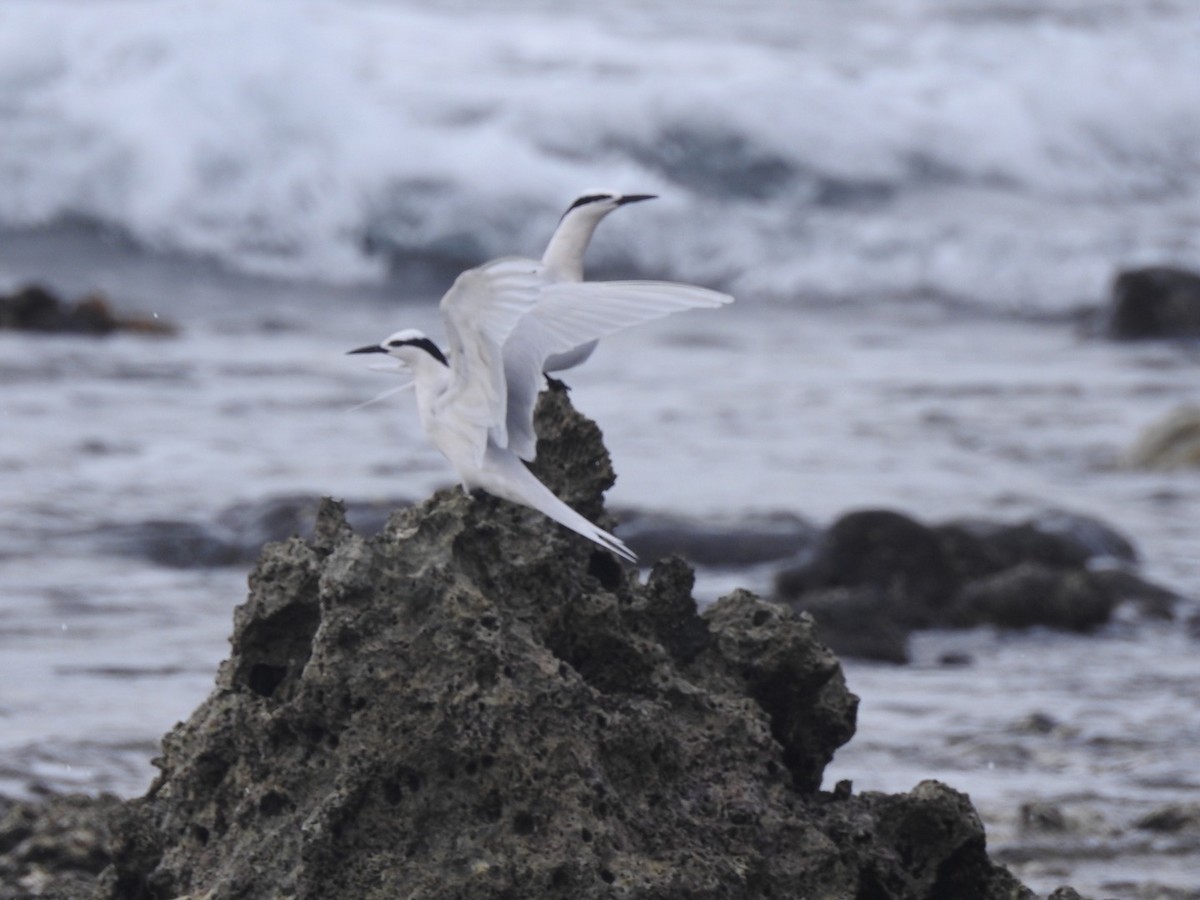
[1108,266,1200,339]
[939,512,1135,575]
[95,391,1031,900]
[1011,711,1061,736]
[1019,800,1069,833]
[776,509,958,624]
[948,563,1116,632]
[1134,802,1200,833]
[1089,567,1180,619]
[788,586,910,664]
[614,509,819,567]
[0,792,119,900]
[1124,406,1200,471]
[775,507,1160,659]
[99,494,414,568]
[1047,888,1091,900]
[0,283,176,336]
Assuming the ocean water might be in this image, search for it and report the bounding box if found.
[2,2,1200,896]
[1,0,1198,305]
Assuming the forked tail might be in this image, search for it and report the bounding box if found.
[481,445,637,563]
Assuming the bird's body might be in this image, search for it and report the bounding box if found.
[539,190,655,373]
[349,202,732,562]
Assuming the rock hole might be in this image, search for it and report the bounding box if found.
[383,780,403,806]
[581,828,593,843]
[481,789,503,823]
[600,869,615,884]
[752,608,771,626]
[190,824,210,846]
[550,866,571,888]
[259,790,290,817]
[512,811,535,835]
[587,551,623,589]
[248,663,287,698]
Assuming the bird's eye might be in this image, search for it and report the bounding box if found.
[387,339,405,348]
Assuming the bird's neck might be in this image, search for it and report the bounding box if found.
[408,354,451,415]
[541,210,608,281]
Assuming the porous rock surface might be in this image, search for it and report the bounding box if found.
[92,392,1031,899]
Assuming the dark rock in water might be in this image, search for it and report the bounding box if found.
[1047,888,1091,900]
[1133,802,1200,833]
[0,283,176,336]
[948,563,1116,632]
[1089,567,1181,619]
[938,511,1136,575]
[92,392,1030,900]
[0,792,121,899]
[788,586,910,664]
[614,509,819,568]
[776,509,958,624]
[1019,800,1069,833]
[99,494,414,568]
[775,507,1161,660]
[1026,510,1138,565]
[102,519,249,568]
[1108,266,1200,339]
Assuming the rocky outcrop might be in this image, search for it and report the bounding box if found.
[776,508,1173,663]
[78,391,1031,899]
[1107,266,1200,339]
[0,283,175,336]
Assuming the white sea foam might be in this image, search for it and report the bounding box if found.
[0,0,1198,308]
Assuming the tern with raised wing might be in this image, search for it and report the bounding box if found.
[349,254,732,561]
[539,190,654,374]
[349,190,654,410]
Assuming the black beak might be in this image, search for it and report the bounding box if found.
[347,344,387,355]
[618,194,657,205]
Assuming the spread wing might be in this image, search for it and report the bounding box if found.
[502,280,734,460]
[437,256,545,465]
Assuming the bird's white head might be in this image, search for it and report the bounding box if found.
[347,328,449,367]
[557,190,656,224]
[542,190,656,280]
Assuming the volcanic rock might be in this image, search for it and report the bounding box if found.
[947,563,1116,632]
[1108,265,1200,339]
[775,509,958,625]
[92,391,1031,899]
[0,283,175,336]
[774,506,1165,660]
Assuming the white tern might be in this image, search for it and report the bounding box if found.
[349,255,732,561]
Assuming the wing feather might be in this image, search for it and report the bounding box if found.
[502,281,734,460]
[436,257,547,463]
